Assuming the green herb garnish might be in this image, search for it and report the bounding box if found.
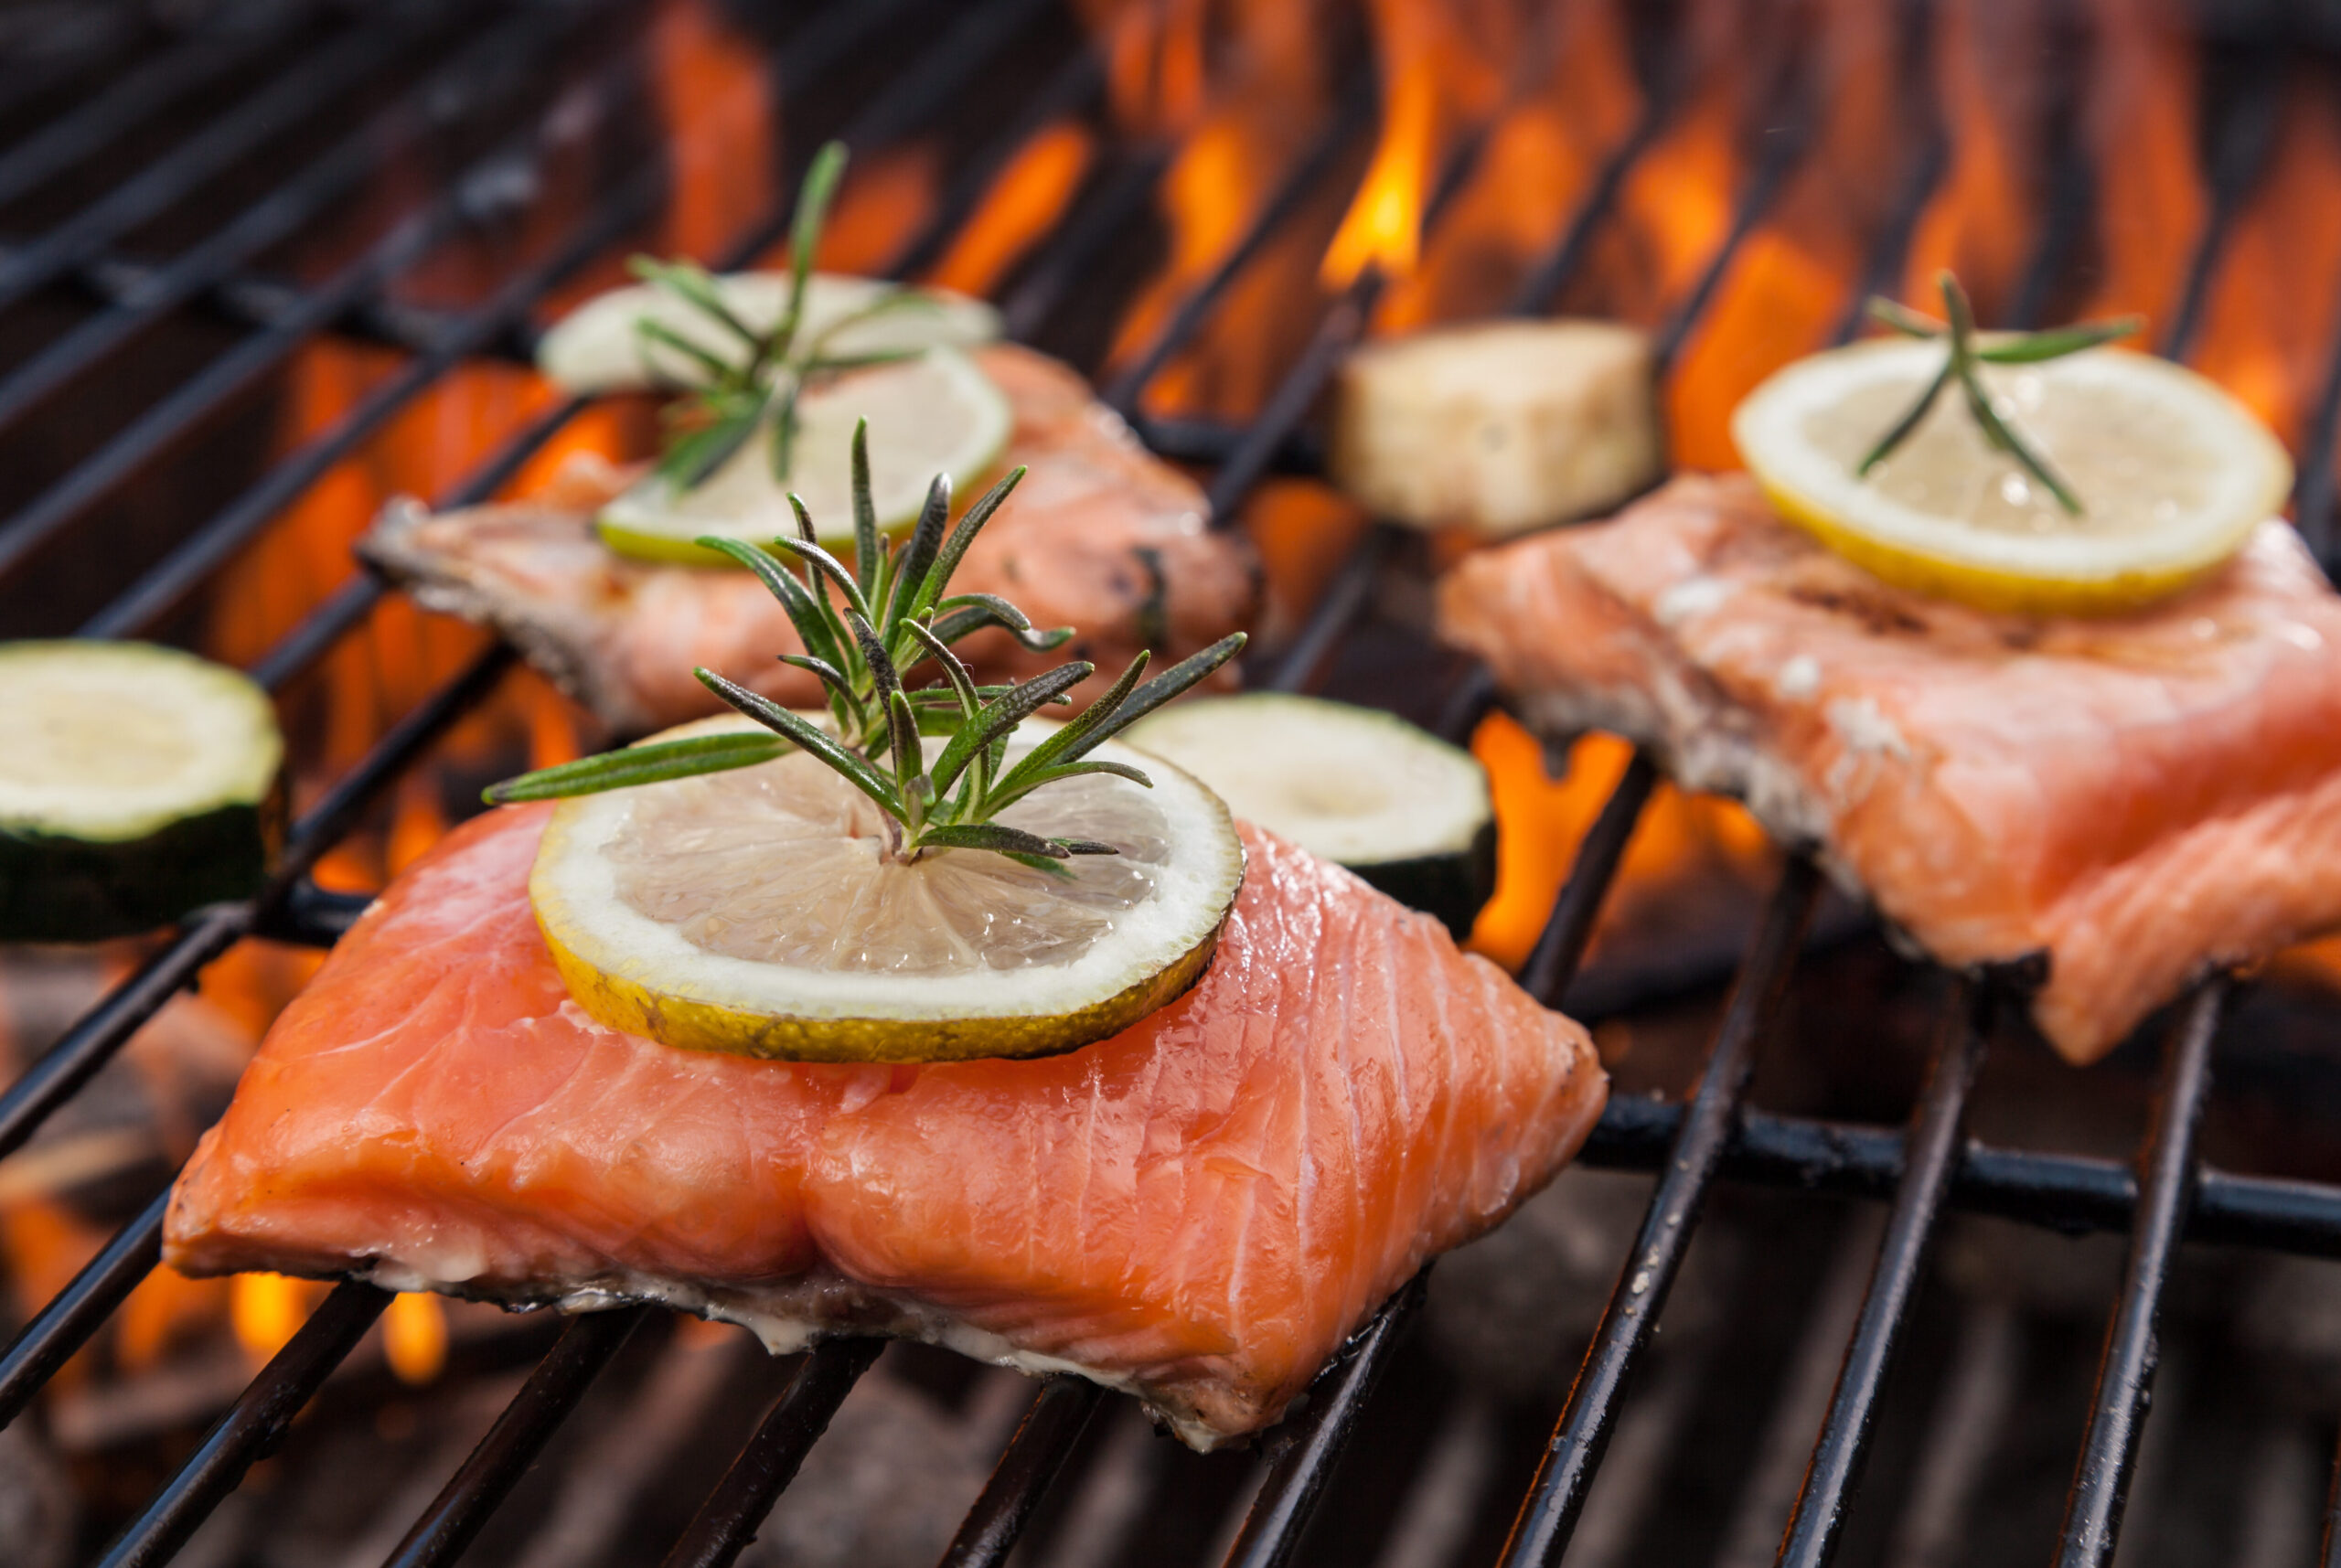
[1856,272,2142,515]
[631,140,943,492]
[486,431,1246,874]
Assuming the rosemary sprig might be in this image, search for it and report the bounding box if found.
[630,140,939,493]
[487,429,1246,873]
[1855,272,2142,515]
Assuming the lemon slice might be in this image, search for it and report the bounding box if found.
[1731,340,2293,614]
[528,716,1245,1062]
[537,272,1000,395]
[596,347,1014,565]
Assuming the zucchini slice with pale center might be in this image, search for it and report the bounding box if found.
[0,642,284,942]
[1125,693,1497,939]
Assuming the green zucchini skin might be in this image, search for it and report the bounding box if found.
[1351,817,1499,941]
[0,791,283,942]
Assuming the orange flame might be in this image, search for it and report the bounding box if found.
[651,0,775,258]
[231,1273,318,1364]
[384,1291,450,1384]
[1322,69,1436,288]
[928,123,1097,297]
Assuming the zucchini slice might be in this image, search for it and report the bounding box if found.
[0,642,284,942]
[1126,693,1497,939]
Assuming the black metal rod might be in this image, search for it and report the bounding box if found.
[0,5,572,443]
[1578,1068,2341,1258]
[1773,981,1988,1568]
[1505,101,1667,317]
[1102,82,1374,413]
[47,161,661,620]
[1001,148,1174,343]
[2051,981,2225,1568]
[882,48,1105,283]
[1217,1272,1429,1568]
[97,1279,392,1568]
[1650,116,1812,372]
[659,1339,886,1568]
[935,1377,1107,1568]
[1521,751,1660,1007]
[0,1189,166,1430]
[1499,858,1825,1568]
[2158,54,2282,363]
[0,19,287,209]
[1203,283,1375,526]
[0,14,438,319]
[2323,1423,2341,1568]
[382,1306,653,1568]
[1825,133,1947,347]
[1264,523,1395,693]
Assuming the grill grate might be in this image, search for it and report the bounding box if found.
[5,4,2341,1566]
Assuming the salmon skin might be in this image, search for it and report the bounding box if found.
[1439,473,2341,1065]
[165,808,1603,1448]
[361,344,1260,734]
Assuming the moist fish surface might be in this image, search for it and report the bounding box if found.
[362,344,1260,733]
[165,807,1604,1447]
[1438,472,2341,1065]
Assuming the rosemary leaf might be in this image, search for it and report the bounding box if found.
[772,142,849,367]
[850,419,880,598]
[768,532,873,622]
[929,661,1095,797]
[1977,315,2143,363]
[1856,359,1952,477]
[482,731,788,804]
[696,667,902,815]
[915,822,1081,859]
[1940,272,2083,516]
[1054,633,1246,763]
[992,648,1151,799]
[627,256,764,350]
[912,467,1027,624]
[1866,296,1945,339]
[631,318,734,387]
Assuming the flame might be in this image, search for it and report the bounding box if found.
[1322,69,1436,288]
[1378,0,1641,330]
[231,1273,319,1364]
[383,1291,450,1384]
[928,123,1097,297]
[1238,479,1373,645]
[651,0,775,257]
[2077,0,2204,323]
[2191,78,2341,443]
[1900,0,2052,316]
[1467,715,1768,973]
[1665,0,1908,468]
[1321,0,1515,290]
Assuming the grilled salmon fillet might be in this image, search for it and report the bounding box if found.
[166,807,1603,1447]
[361,344,1260,733]
[1439,473,2341,1065]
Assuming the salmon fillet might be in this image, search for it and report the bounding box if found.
[1438,473,2341,1065]
[361,344,1261,733]
[165,807,1603,1446]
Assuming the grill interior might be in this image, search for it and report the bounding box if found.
[9,2,2341,1565]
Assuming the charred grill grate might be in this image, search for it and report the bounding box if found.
[5,4,2341,1566]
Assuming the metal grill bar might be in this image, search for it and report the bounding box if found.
[0,1189,165,1426]
[1500,858,1826,1568]
[660,1339,887,1568]
[0,16,292,210]
[0,4,576,443]
[1102,83,1373,415]
[96,1280,393,1568]
[1773,983,1987,1567]
[2052,981,2226,1567]
[382,1306,656,1568]
[0,10,444,319]
[937,1377,1107,1568]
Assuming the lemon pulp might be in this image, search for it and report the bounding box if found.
[1731,340,2293,614]
[595,347,1013,565]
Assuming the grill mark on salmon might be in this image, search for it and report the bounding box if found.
[1438,472,2341,1064]
[361,344,1262,734]
[164,807,1603,1447]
